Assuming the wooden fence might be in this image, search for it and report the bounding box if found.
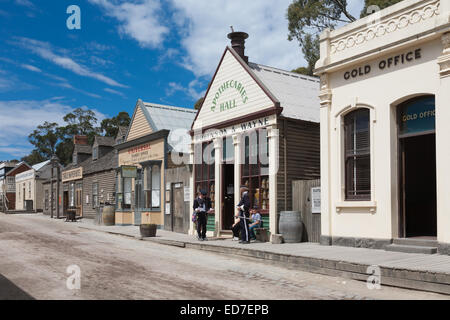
[292,179,321,243]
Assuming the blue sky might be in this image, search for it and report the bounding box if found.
[0,0,364,161]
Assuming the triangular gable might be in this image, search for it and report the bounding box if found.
[125,99,154,142]
[192,47,280,131]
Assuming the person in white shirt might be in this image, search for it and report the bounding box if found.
[249,205,262,241]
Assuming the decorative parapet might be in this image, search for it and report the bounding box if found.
[316,0,448,73]
[438,32,450,77]
[330,0,440,55]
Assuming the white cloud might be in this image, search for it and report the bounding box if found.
[104,87,126,98]
[170,0,305,77]
[166,79,205,100]
[21,64,42,72]
[89,0,169,49]
[14,37,127,88]
[14,0,35,9]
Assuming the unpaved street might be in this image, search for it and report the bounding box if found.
[0,213,448,300]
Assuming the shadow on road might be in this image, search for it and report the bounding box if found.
[0,273,34,300]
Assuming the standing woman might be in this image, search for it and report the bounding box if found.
[193,190,211,241]
[236,186,251,244]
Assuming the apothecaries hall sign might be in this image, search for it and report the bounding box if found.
[343,48,422,80]
[211,80,249,112]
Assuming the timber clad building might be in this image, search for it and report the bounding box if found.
[190,32,321,239]
[316,0,450,254]
[114,100,196,229]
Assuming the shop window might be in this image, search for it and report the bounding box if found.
[144,164,161,210]
[123,177,132,209]
[92,182,99,209]
[195,142,215,210]
[242,129,269,212]
[344,109,371,200]
[115,172,132,211]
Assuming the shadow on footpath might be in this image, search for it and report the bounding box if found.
[0,273,34,300]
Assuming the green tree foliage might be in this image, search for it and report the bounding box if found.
[28,122,59,159]
[100,111,131,137]
[361,0,404,18]
[291,66,309,75]
[194,97,204,110]
[21,150,45,166]
[23,108,130,167]
[287,0,404,75]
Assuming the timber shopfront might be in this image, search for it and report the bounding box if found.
[316,0,450,253]
[114,100,197,227]
[190,32,321,240]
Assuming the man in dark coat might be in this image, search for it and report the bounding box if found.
[236,186,251,244]
[193,190,211,241]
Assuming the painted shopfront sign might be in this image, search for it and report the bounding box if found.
[399,96,435,136]
[62,167,83,182]
[211,80,249,112]
[193,114,276,143]
[119,139,164,166]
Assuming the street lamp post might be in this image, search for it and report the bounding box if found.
[50,155,60,219]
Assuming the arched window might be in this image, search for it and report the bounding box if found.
[344,109,370,200]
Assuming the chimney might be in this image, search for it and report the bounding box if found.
[227,31,249,64]
[74,135,88,145]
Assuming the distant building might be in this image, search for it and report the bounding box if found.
[0,161,18,211]
[15,160,53,212]
[2,162,32,211]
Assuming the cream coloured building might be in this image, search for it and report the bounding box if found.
[315,0,450,254]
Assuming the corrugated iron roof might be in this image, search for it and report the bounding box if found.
[142,102,197,153]
[248,62,320,123]
[32,160,50,171]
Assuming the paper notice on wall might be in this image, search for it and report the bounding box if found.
[184,186,190,202]
[165,202,170,215]
[311,187,321,214]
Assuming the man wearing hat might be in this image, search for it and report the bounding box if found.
[236,186,251,244]
[193,189,211,241]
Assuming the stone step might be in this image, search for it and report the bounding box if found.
[393,238,438,247]
[385,244,438,254]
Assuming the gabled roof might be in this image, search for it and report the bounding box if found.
[74,144,92,154]
[32,160,51,171]
[141,101,197,133]
[6,161,31,176]
[249,63,320,123]
[127,100,197,153]
[94,136,115,147]
[192,46,320,130]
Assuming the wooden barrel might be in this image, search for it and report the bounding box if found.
[279,211,303,243]
[102,205,115,226]
[140,224,157,237]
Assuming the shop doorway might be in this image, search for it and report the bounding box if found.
[222,164,235,230]
[134,170,144,226]
[398,96,436,238]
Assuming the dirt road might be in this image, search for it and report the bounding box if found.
[0,213,447,300]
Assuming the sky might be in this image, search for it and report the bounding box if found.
[0,0,364,161]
